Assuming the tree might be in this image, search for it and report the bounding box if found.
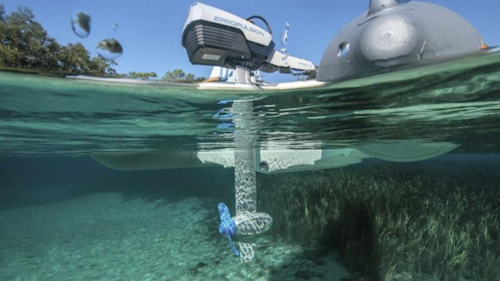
[0,5,5,22]
[185,73,195,81]
[89,56,117,77]
[58,43,91,73]
[0,5,116,76]
[0,6,61,70]
[0,5,205,79]
[128,71,157,80]
[1,6,37,67]
[161,69,205,83]
[162,69,185,81]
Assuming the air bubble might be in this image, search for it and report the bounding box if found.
[96,39,123,61]
[71,12,91,38]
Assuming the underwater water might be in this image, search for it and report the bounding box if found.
[0,52,500,281]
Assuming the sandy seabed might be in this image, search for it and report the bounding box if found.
[0,193,349,281]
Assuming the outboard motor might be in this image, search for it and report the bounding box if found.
[317,0,486,82]
[182,3,316,83]
[182,3,275,71]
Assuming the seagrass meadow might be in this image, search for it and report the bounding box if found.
[1,154,499,280]
[257,155,500,281]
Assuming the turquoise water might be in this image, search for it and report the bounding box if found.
[1,51,500,280]
[1,51,499,155]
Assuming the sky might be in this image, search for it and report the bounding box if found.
[2,0,500,82]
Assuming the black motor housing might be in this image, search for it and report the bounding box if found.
[182,20,275,71]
